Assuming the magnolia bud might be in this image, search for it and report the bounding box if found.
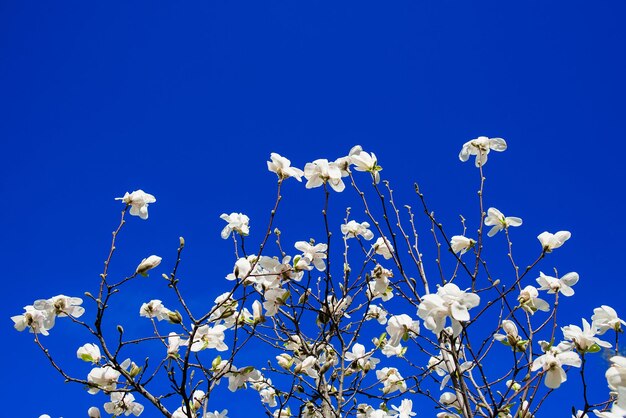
[168,310,183,324]
[88,407,101,418]
[136,255,162,276]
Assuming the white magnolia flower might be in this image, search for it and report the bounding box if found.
[167,332,181,358]
[88,406,101,418]
[341,220,374,240]
[592,305,626,335]
[494,320,526,350]
[276,353,293,370]
[220,212,250,239]
[187,324,228,352]
[11,305,52,335]
[373,237,394,260]
[104,392,144,416]
[606,356,626,390]
[115,190,156,220]
[295,356,319,379]
[267,153,304,181]
[304,159,345,192]
[484,207,522,237]
[537,230,571,252]
[593,405,626,418]
[77,343,102,363]
[375,367,407,394]
[204,410,229,418]
[386,314,420,347]
[34,294,85,319]
[536,271,579,297]
[428,351,473,389]
[562,319,611,352]
[294,241,328,271]
[136,255,162,276]
[418,283,480,336]
[459,136,507,167]
[390,399,416,418]
[531,344,581,389]
[139,300,170,321]
[87,362,127,394]
[450,235,475,255]
[518,285,550,314]
[350,149,382,184]
[365,305,388,325]
[263,288,289,317]
[344,343,380,372]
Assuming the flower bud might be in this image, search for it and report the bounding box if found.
[167,310,183,324]
[136,255,162,276]
[88,407,101,418]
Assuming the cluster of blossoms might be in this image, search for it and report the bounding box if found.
[16,138,626,418]
[11,295,85,336]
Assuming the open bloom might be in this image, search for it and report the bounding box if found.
[531,344,581,389]
[344,343,380,372]
[139,300,171,321]
[536,271,579,297]
[537,231,571,252]
[341,220,374,240]
[115,190,156,220]
[294,241,327,271]
[104,392,144,416]
[592,305,626,334]
[390,399,416,418]
[450,235,475,255]
[459,136,507,167]
[373,237,394,260]
[267,153,304,181]
[350,149,382,184]
[386,314,420,347]
[12,305,53,335]
[417,283,480,336]
[220,212,250,239]
[376,367,407,394]
[562,318,611,352]
[304,159,345,192]
[518,285,550,314]
[136,255,162,276]
[484,207,522,237]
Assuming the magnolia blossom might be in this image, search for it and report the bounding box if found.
[294,241,327,271]
[562,319,611,352]
[187,324,228,352]
[34,294,85,319]
[386,314,420,347]
[458,136,507,167]
[537,230,571,252]
[220,212,250,239]
[494,320,526,350]
[341,220,374,240]
[606,356,626,390]
[77,343,102,363]
[417,283,480,336]
[87,361,128,394]
[365,305,388,325]
[204,410,229,418]
[593,405,626,418]
[390,399,415,418]
[11,305,52,335]
[103,392,144,416]
[450,235,475,255]
[350,149,382,184]
[88,407,101,418]
[263,288,289,317]
[373,237,394,260]
[518,285,550,314]
[304,159,345,192]
[428,352,473,389]
[167,332,181,358]
[115,190,156,220]
[267,153,304,181]
[484,207,522,237]
[344,343,380,372]
[295,356,319,379]
[139,299,170,321]
[536,271,579,297]
[135,255,162,276]
[531,344,581,389]
[375,367,407,394]
[592,305,626,334]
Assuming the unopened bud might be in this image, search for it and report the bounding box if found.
[88,406,101,418]
[179,236,185,248]
[168,310,183,324]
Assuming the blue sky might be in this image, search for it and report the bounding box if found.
[1,1,625,417]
